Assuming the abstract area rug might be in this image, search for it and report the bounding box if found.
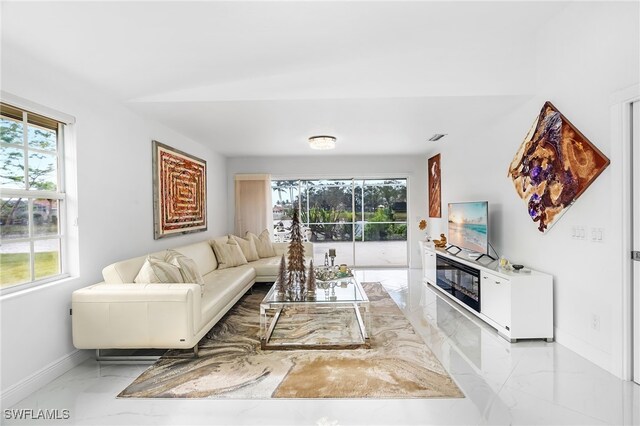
[118,282,463,399]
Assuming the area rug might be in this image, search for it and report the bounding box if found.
[118,282,463,399]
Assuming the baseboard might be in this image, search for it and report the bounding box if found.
[554,327,614,377]
[1,349,91,409]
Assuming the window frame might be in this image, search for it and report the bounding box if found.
[1,100,72,293]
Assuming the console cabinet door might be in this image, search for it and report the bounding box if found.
[424,250,437,285]
[480,272,511,330]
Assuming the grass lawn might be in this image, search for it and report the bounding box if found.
[0,251,59,286]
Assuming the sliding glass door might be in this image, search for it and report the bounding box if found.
[271,178,407,267]
[355,179,407,266]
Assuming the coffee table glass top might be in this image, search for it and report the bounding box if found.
[262,277,368,304]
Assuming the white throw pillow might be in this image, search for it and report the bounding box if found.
[246,229,276,258]
[165,250,205,295]
[211,238,248,269]
[230,234,260,262]
[134,256,184,284]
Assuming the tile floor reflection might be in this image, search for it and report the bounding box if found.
[5,269,640,425]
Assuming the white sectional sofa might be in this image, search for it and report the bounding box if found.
[71,236,313,353]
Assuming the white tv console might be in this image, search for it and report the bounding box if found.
[420,242,554,342]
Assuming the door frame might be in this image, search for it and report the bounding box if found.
[633,100,640,384]
[612,84,640,381]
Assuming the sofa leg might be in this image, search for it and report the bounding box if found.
[94,349,161,364]
[193,344,199,358]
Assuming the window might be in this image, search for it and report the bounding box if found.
[271,178,408,267]
[1,102,67,289]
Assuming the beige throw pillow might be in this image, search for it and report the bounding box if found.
[165,250,205,295]
[230,234,259,262]
[247,229,276,258]
[211,237,248,269]
[134,256,184,284]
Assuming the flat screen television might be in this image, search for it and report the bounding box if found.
[447,201,489,255]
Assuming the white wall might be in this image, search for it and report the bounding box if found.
[227,155,428,268]
[426,2,639,377]
[0,45,228,403]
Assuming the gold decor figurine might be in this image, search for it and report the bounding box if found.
[433,233,448,248]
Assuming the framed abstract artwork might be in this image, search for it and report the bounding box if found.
[153,141,207,239]
[508,102,610,233]
[428,154,442,218]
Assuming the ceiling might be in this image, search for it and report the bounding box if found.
[1,1,567,157]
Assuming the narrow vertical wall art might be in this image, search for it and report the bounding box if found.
[428,154,442,218]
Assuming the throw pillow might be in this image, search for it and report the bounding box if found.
[247,229,276,258]
[134,256,184,284]
[230,234,259,262]
[211,238,248,269]
[165,250,205,295]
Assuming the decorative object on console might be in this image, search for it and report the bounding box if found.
[508,102,610,233]
[152,140,207,239]
[512,264,524,271]
[308,135,336,150]
[433,233,447,248]
[499,256,510,270]
[428,154,442,218]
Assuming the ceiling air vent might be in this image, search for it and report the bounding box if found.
[428,134,447,142]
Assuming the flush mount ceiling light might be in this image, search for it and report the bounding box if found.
[428,134,447,142]
[308,135,336,150]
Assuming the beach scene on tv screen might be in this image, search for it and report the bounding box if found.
[448,202,488,254]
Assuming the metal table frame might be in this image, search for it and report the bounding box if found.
[260,277,370,350]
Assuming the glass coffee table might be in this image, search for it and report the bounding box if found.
[260,277,370,350]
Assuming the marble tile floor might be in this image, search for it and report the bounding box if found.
[5,269,639,426]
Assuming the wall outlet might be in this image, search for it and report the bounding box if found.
[590,227,603,242]
[590,314,600,331]
[572,226,586,240]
